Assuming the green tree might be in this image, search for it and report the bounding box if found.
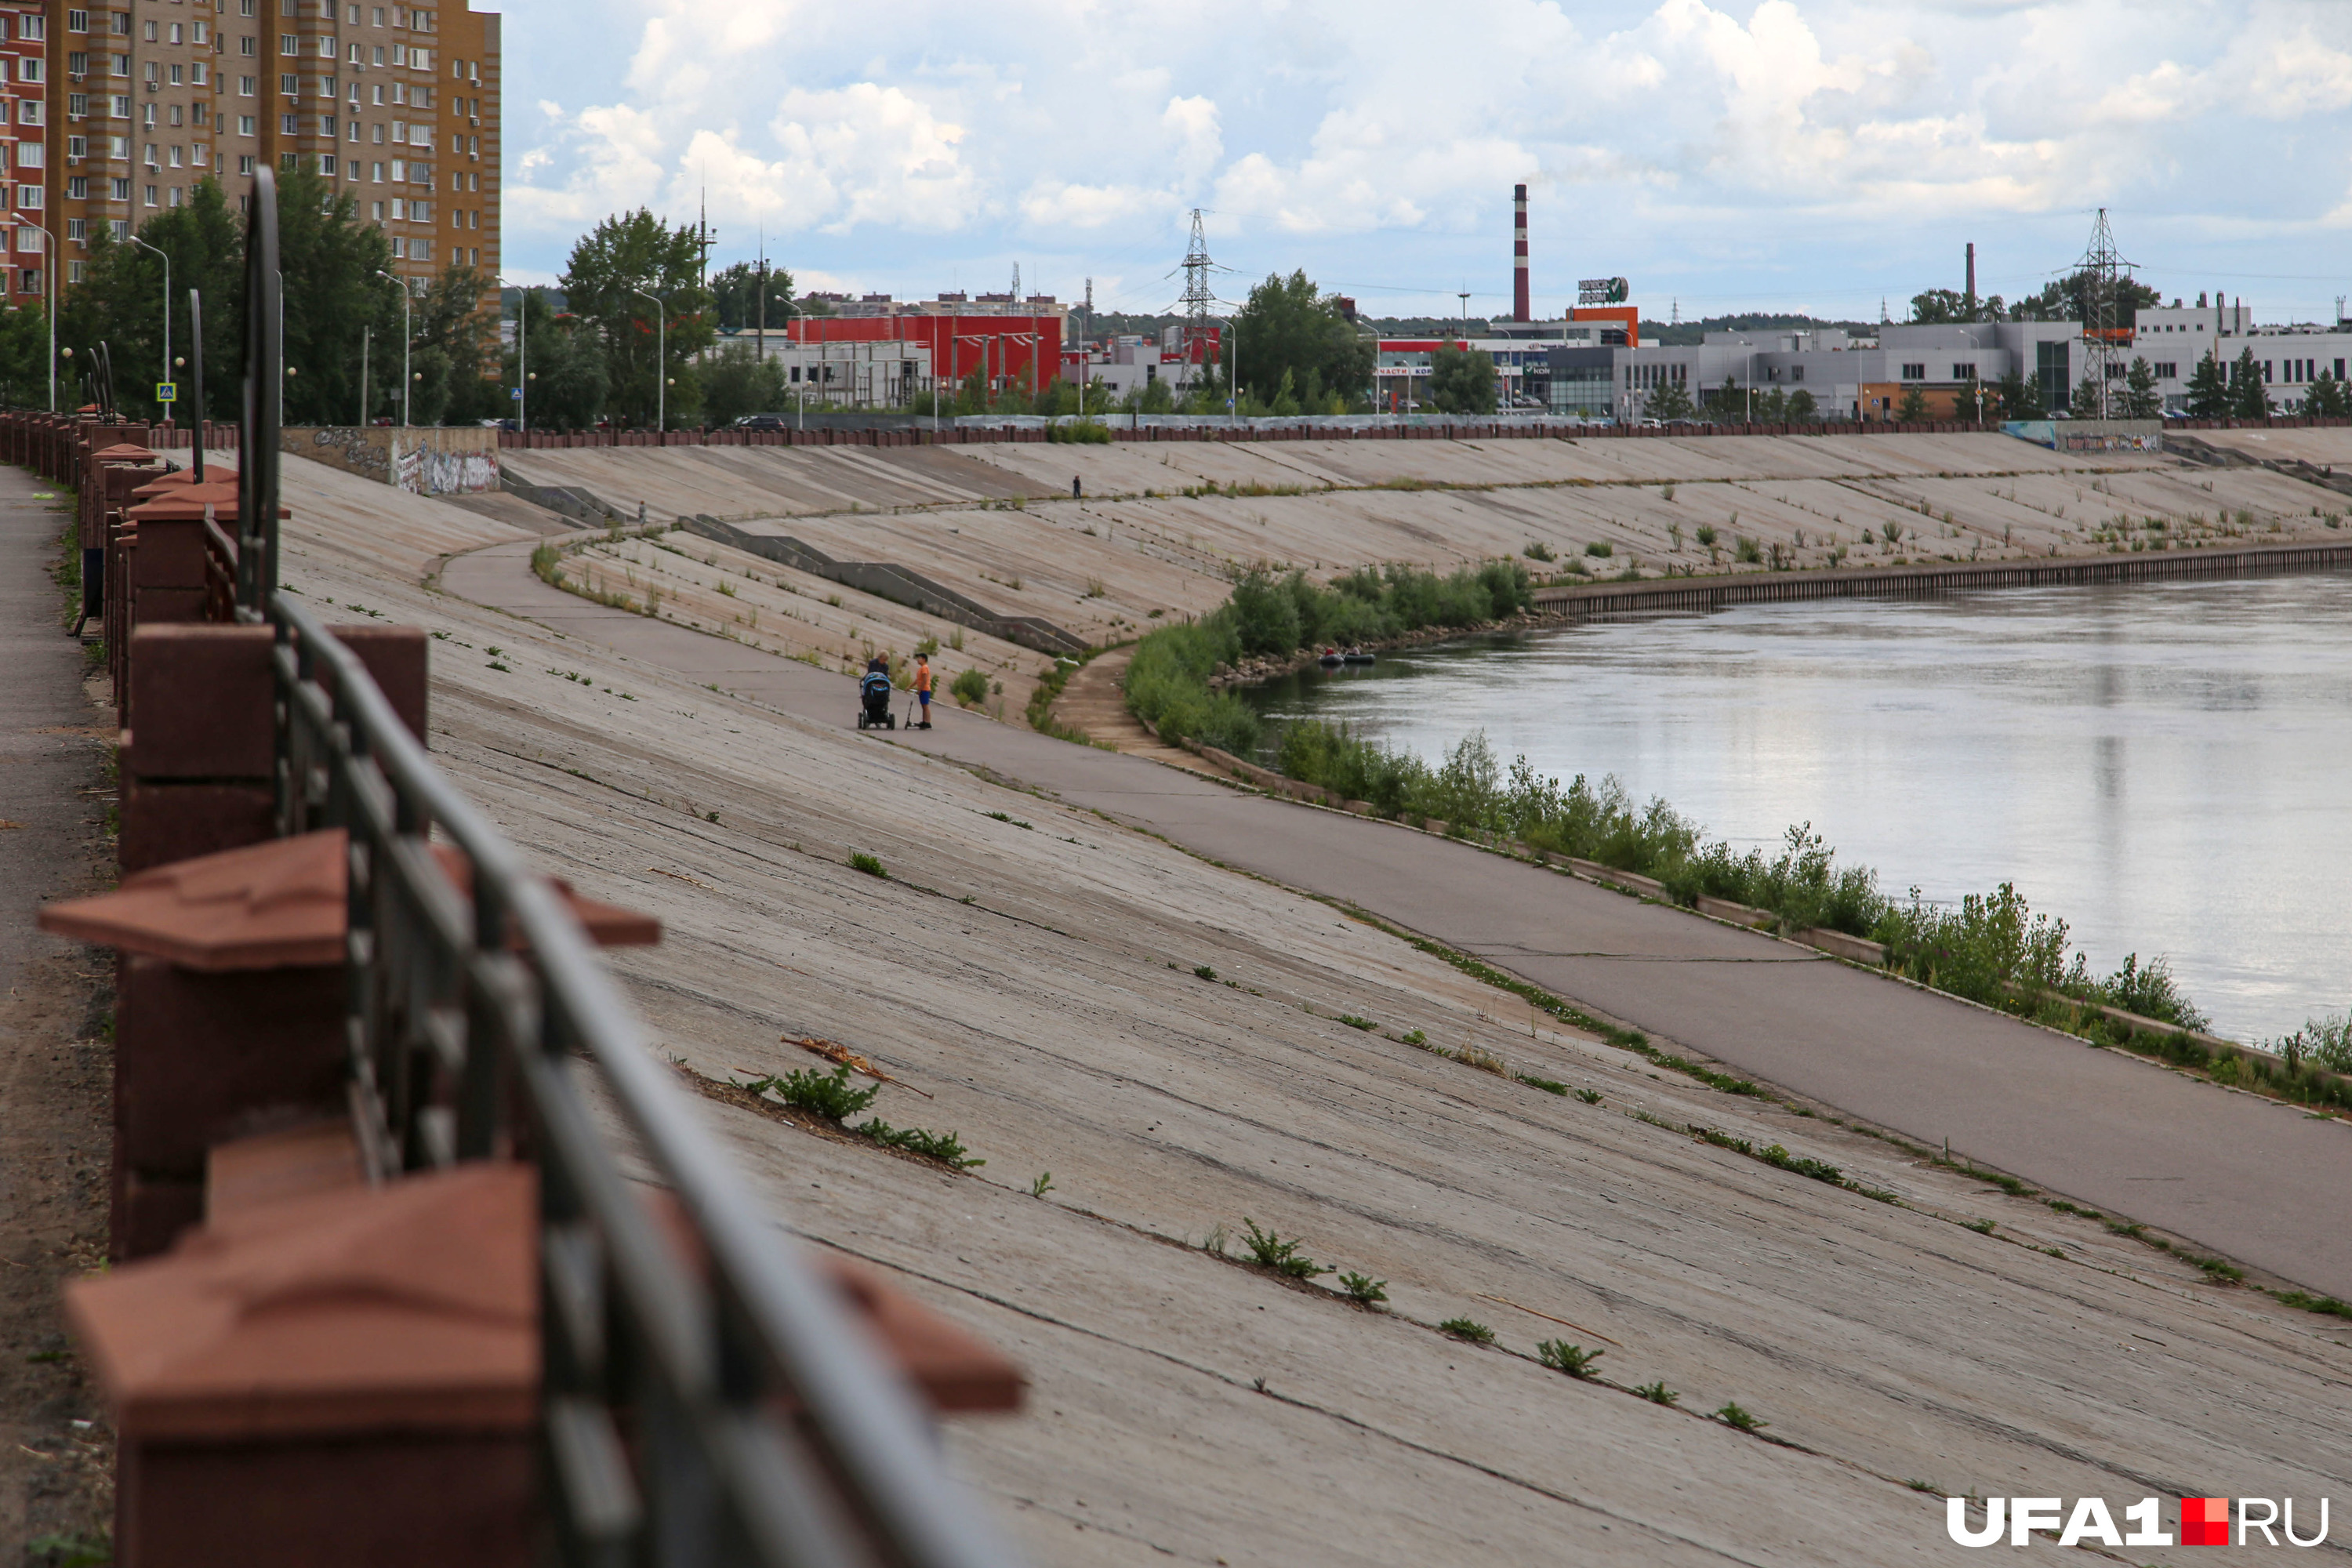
[2229,347,2271,419]
[509,308,608,431]
[1428,345,1496,414]
[1705,376,1757,421]
[2119,357,2162,419]
[952,365,990,415]
[709,260,794,333]
[1909,289,1969,324]
[1645,376,1695,422]
[1229,270,1372,409]
[1756,387,1787,419]
[2012,269,2161,327]
[0,304,45,406]
[697,340,788,426]
[558,209,715,428]
[400,262,500,426]
[1893,385,1931,423]
[277,169,405,426]
[57,178,249,423]
[1785,387,1818,421]
[1994,371,2046,420]
[2072,374,2107,419]
[2303,371,2352,418]
[2183,352,2230,419]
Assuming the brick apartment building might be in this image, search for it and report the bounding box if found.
[0,0,497,314]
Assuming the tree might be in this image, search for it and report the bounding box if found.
[2011,269,2161,327]
[1994,371,2045,420]
[559,209,715,428]
[1645,376,1694,422]
[1756,387,1787,420]
[695,340,787,426]
[1910,289,1969,324]
[2229,347,2271,419]
[2304,371,2352,419]
[709,260,795,333]
[1229,270,1373,410]
[2072,374,2107,419]
[1704,376,1754,421]
[1428,344,1496,414]
[1785,387,1818,421]
[0,305,44,407]
[399,261,503,426]
[57,178,249,423]
[509,306,608,431]
[277,169,408,426]
[2119,357,2162,419]
[2183,352,2230,419]
[1894,386,1931,423]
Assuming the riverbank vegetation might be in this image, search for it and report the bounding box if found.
[1123,562,1531,755]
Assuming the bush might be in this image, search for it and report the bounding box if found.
[950,666,989,707]
[1047,418,1113,444]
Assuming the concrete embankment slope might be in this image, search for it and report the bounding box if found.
[389,514,2352,1561]
[503,432,2352,664]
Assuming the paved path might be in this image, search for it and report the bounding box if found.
[445,537,2352,1300]
[0,471,94,993]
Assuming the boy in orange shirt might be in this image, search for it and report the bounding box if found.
[913,652,934,728]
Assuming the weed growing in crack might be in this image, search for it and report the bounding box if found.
[2278,1291,2352,1319]
[1200,1224,1231,1258]
[1439,1318,1495,1345]
[1635,1381,1679,1406]
[1240,1219,1330,1279]
[1193,964,1218,982]
[1337,1014,1377,1031]
[1029,1172,1055,1198]
[1965,1218,1997,1235]
[746,1064,882,1120]
[849,851,888,878]
[1517,1073,1570,1095]
[859,1119,984,1169]
[1759,1144,1843,1185]
[1337,1272,1389,1306]
[1537,1341,1604,1378]
[1573,1087,1604,1105]
[1400,1029,1428,1047]
[1715,1403,1767,1432]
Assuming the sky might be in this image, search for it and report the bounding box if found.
[495,0,2352,326]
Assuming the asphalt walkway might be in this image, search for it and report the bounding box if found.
[443,536,2352,1301]
[0,472,95,993]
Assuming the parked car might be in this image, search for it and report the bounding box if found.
[735,413,789,430]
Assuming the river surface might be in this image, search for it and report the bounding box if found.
[1243,573,2352,1044]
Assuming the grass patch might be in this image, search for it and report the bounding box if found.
[1635,1381,1679,1406]
[1573,1087,1604,1105]
[1337,1272,1389,1306]
[1537,1341,1604,1378]
[1965,1218,1997,1235]
[952,666,990,707]
[1438,1318,1494,1345]
[1715,1402,1767,1432]
[849,851,888,878]
[1759,1144,1844,1185]
[745,1063,882,1121]
[1193,964,1218,981]
[1337,1013,1377,1031]
[2276,1291,2352,1319]
[1240,1219,1330,1279]
[1516,1073,1570,1095]
[859,1118,984,1169]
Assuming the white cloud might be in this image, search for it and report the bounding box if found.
[500,0,2352,318]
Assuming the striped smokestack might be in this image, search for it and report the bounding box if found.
[1513,183,1530,321]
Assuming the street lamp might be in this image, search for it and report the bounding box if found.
[127,232,169,418]
[1210,314,1239,426]
[632,284,668,433]
[29,221,56,412]
[499,274,526,432]
[374,269,411,426]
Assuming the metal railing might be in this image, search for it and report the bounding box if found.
[233,167,1022,1568]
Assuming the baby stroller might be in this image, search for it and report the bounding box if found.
[857,667,897,730]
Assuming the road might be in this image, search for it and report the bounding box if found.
[444,536,2352,1301]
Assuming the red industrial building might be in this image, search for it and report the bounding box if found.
[779,296,1065,400]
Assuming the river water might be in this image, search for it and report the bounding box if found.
[1243,573,2352,1044]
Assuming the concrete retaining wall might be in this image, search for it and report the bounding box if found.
[285,426,502,496]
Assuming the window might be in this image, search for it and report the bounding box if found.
[68,9,89,31]
[281,113,295,132]
[322,114,336,134]
[110,94,129,117]
[280,72,297,94]
[168,22,182,43]
[15,143,38,169]
[2153,361,2176,380]
[109,52,126,74]
[192,143,206,166]
[194,21,209,44]
[390,196,404,219]
[239,34,254,55]
[238,153,253,173]
[67,135,86,158]
[167,145,181,167]
[1900,362,1926,380]
[67,217,85,241]
[320,153,334,173]
[68,260,85,283]
[141,182,155,205]
[2338,359,2347,380]
[388,235,402,256]
[67,90,88,114]
[368,197,379,217]
[168,64,181,85]
[368,159,381,180]
[67,176,87,200]
[109,176,128,199]
[390,119,403,141]
[237,113,255,134]
[193,99,207,122]
[111,13,127,35]
[280,33,296,53]
[371,5,383,21]
[15,227,38,252]
[192,63,208,86]
[20,269,41,295]
[18,14,38,40]
[242,0,256,13]
[238,76,255,95]
[370,44,382,64]
[18,59,39,84]
[142,19,156,40]
[109,218,125,238]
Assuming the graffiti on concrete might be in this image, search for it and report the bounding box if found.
[307,425,393,481]
[391,437,501,495]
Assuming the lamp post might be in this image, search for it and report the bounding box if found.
[632,283,667,433]
[30,221,55,411]
[374,268,411,426]
[127,232,169,418]
[1215,314,1239,426]
[499,274,526,432]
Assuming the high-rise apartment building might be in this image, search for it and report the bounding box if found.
[0,0,496,312]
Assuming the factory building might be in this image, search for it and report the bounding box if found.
[721,294,1066,408]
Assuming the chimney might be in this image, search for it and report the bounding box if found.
[1965,242,1976,313]
[1513,183,1530,322]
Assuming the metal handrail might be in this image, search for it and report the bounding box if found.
[234,170,1022,1568]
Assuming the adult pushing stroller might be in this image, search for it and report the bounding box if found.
[857,663,897,730]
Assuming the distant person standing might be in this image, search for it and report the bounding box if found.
[913,652,934,728]
[1073,475,1083,499]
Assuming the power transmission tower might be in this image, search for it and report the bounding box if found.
[1179,208,1214,359]
[2077,209,2135,420]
